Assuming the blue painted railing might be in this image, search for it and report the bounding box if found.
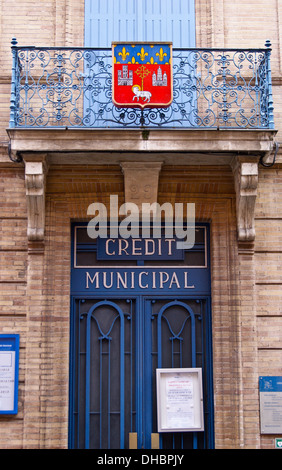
[9,38,274,130]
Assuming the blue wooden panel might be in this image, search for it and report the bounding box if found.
[165,0,196,47]
[85,0,139,47]
[85,0,196,47]
[142,0,196,47]
[114,0,139,42]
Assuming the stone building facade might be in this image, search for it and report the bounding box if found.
[0,0,282,449]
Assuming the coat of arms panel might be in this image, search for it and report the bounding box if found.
[112,42,173,109]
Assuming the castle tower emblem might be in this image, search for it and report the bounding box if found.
[118,65,133,86]
[152,66,167,87]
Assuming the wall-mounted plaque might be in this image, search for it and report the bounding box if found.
[156,368,204,432]
[260,376,282,434]
[0,335,19,414]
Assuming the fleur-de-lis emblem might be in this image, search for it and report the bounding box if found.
[118,47,130,61]
[156,47,167,62]
[137,47,148,61]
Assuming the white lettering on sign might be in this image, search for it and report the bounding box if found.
[105,238,178,256]
[86,271,195,290]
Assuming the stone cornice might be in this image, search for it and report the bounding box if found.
[7,128,277,162]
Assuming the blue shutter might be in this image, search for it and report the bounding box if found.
[141,0,195,47]
[85,0,195,47]
[165,0,196,47]
[85,0,140,47]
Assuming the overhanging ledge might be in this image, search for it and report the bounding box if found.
[6,128,277,161]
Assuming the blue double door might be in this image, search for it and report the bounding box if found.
[69,293,213,449]
[69,224,214,449]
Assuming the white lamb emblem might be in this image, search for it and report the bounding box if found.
[132,85,152,103]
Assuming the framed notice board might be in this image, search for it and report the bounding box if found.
[260,376,282,434]
[156,368,204,432]
[0,335,19,414]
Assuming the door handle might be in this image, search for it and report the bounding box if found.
[129,432,159,449]
[129,432,138,449]
[151,433,159,449]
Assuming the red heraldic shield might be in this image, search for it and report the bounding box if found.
[112,42,173,109]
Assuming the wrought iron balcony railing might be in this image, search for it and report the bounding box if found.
[9,38,274,130]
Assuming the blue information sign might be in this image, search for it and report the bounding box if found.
[259,376,282,392]
[0,335,20,414]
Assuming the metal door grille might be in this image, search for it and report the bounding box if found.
[70,298,136,449]
[70,296,213,449]
[147,298,211,449]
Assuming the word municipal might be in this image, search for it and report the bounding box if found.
[86,270,195,290]
[87,196,195,250]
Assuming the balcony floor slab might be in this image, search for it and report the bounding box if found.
[7,128,278,165]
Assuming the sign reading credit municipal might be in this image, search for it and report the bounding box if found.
[112,42,173,109]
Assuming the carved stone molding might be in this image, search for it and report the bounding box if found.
[231,156,259,243]
[120,161,163,213]
[24,154,48,243]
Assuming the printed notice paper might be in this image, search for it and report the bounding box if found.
[166,373,194,428]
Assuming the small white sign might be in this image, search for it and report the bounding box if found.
[156,368,204,432]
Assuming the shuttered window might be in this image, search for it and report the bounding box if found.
[85,0,196,48]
